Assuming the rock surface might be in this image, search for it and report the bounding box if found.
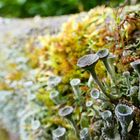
[0,15,70,44]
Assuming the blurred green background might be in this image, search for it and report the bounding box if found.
[0,0,127,18]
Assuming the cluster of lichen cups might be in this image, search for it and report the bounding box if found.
[77,48,121,101]
[48,49,140,139]
[130,60,140,102]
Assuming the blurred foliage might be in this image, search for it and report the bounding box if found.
[0,0,126,17]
